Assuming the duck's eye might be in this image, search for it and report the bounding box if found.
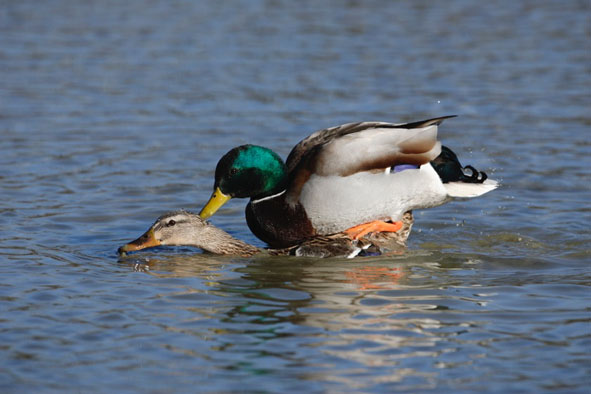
[229,167,238,175]
[166,219,176,227]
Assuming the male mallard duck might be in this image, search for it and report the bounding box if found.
[199,116,497,248]
[118,210,414,258]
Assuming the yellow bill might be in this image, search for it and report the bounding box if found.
[199,187,232,219]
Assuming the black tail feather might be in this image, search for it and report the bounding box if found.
[431,146,488,183]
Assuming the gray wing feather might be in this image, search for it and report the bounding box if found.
[285,115,456,174]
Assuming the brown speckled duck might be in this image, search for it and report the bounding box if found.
[118,210,414,258]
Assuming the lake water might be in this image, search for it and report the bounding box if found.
[1,0,590,392]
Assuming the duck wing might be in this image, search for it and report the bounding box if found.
[285,115,455,173]
[285,116,455,201]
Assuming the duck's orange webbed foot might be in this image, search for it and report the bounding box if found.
[344,220,403,240]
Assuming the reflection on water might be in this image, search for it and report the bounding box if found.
[112,252,589,391]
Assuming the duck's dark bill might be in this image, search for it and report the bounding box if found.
[118,229,161,255]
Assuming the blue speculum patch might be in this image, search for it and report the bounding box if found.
[393,164,419,173]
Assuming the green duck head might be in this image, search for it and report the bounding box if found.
[199,145,288,219]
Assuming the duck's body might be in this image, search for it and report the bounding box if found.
[200,116,497,248]
[246,162,446,243]
[118,210,414,259]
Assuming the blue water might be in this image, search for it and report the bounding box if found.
[1,0,590,392]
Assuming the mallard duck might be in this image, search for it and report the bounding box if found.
[118,210,414,258]
[199,116,498,248]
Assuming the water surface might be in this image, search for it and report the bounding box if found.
[1,0,590,392]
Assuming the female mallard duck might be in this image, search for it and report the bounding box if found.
[199,116,497,248]
[118,210,414,258]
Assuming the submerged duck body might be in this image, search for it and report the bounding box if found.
[200,116,498,248]
[118,210,415,259]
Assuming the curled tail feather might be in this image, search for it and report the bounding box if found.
[431,145,498,198]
